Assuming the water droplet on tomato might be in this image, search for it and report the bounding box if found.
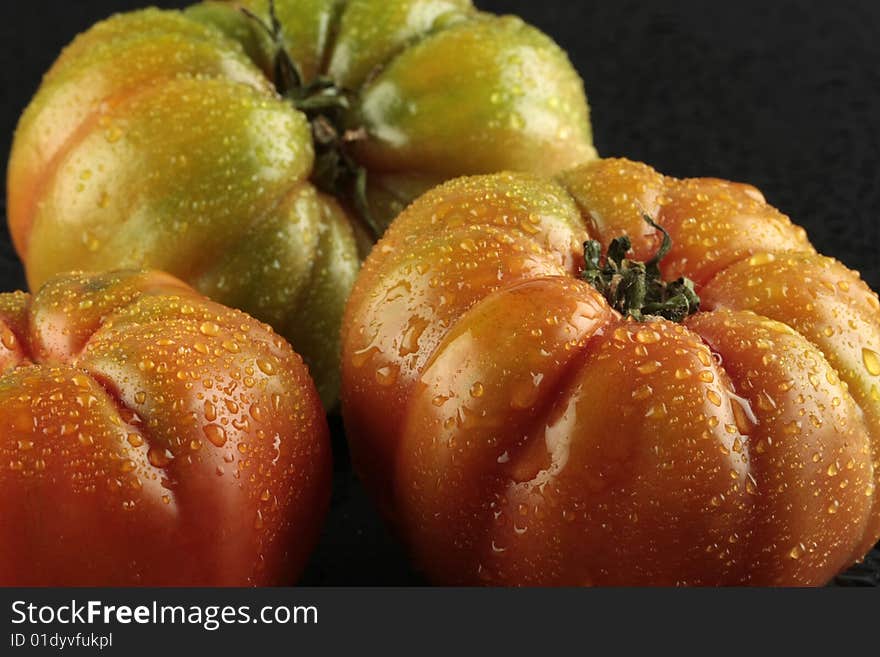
[375,365,398,387]
[256,359,275,376]
[199,322,220,337]
[147,446,173,468]
[632,384,653,400]
[745,474,757,494]
[862,347,880,376]
[637,360,661,375]
[1,330,16,350]
[204,424,227,448]
[635,329,661,345]
[747,253,776,266]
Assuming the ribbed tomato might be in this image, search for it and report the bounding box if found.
[7,0,595,406]
[341,158,880,586]
[0,270,330,585]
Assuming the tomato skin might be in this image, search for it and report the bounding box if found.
[0,271,331,586]
[341,159,880,586]
[700,252,880,557]
[342,173,587,517]
[8,1,595,407]
[354,14,595,182]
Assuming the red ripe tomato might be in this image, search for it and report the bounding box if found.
[0,270,331,586]
[342,158,880,586]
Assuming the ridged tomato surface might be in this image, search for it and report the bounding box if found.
[0,270,331,586]
[342,158,880,585]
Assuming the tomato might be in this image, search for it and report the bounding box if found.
[341,158,880,586]
[0,270,330,586]
[7,0,595,406]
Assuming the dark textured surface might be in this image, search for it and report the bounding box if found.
[0,1,878,586]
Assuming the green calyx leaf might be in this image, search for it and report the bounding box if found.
[581,215,701,323]
[242,0,380,239]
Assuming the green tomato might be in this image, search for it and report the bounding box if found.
[8,0,596,406]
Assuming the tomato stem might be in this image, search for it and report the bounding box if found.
[581,215,700,322]
[242,0,379,239]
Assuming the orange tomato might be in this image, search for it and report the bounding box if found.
[0,270,331,586]
[341,158,880,585]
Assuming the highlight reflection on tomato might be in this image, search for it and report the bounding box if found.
[342,158,880,586]
[0,270,331,586]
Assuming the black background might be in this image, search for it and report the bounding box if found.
[0,1,878,585]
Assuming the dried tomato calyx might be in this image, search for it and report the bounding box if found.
[242,0,378,237]
[581,215,700,323]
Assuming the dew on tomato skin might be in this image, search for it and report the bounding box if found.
[1,330,17,350]
[147,446,173,468]
[745,473,758,494]
[256,359,275,376]
[375,365,398,386]
[645,402,668,419]
[247,402,266,423]
[788,544,805,560]
[631,384,653,401]
[782,420,800,436]
[674,368,693,380]
[200,420,228,449]
[862,347,880,376]
[59,423,77,436]
[199,321,220,337]
[747,253,777,266]
[399,317,429,357]
[637,360,661,375]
